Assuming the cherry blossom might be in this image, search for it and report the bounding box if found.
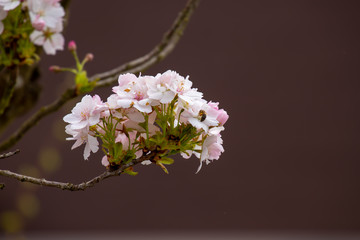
[0,0,20,11]
[165,70,203,106]
[182,100,219,132]
[64,71,228,172]
[113,73,152,113]
[30,22,64,55]
[208,101,229,125]
[65,125,99,160]
[63,95,101,130]
[147,72,176,104]
[101,155,110,167]
[27,0,65,30]
[196,134,224,173]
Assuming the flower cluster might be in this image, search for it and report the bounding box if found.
[0,0,65,55]
[64,71,229,173]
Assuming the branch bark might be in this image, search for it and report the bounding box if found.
[0,149,20,189]
[0,149,19,159]
[0,151,156,191]
[0,0,200,152]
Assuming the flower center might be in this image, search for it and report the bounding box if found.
[80,111,88,120]
[134,91,144,101]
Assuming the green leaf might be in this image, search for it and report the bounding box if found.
[123,167,138,176]
[158,157,174,165]
[156,162,169,174]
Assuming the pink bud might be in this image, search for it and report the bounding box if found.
[68,41,77,51]
[217,109,229,125]
[208,101,219,110]
[85,53,94,62]
[32,15,45,31]
[49,65,61,72]
[101,155,109,167]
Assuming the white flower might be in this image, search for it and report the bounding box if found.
[113,73,152,113]
[0,6,6,34]
[27,0,64,31]
[146,72,175,104]
[0,0,20,11]
[100,94,122,118]
[63,95,101,130]
[141,160,152,165]
[124,110,159,135]
[196,134,224,173]
[182,100,219,132]
[165,70,203,106]
[101,155,110,167]
[30,23,64,55]
[65,125,99,160]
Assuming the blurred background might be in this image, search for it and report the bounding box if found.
[1,0,360,239]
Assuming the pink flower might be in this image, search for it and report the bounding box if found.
[28,0,64,30]
[31,15,46,31]
[217,109,229,125]
[196,134,224,173]
[165,70,203,106]
[183,100,219,132]
[0,0,20,11]
[207,101,229,125]
[147,72,175,104]
[65,126,99,160]
[101,155,109,167]
[30,23,64,55]
[115,131,138,152]
[113,73,152,113]
[67,40,76,51]
[63,95,101,130]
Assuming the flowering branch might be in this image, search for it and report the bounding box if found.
[0,151,157,191]
[0,0,200,152]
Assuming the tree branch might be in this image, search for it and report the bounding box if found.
[90,0,200,87]
[0,0,200,152]
[0,149,19,159]
[0,151,157,191]
[0,149,20,189]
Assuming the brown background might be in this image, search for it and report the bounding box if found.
[1,0,360,234]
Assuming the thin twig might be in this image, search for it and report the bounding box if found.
[0,88,77,151]
[0,149,19,159]
[0,0,200,152]
[0,151,156,191]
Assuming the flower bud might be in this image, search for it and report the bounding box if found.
[68,41,77,51]
[208,101,219,110]
[101,155,109,167]
[217,109,229,125]
[84,53,94,62]
[32,16,45,31]
[49,65,61,72]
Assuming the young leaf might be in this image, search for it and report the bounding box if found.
[158,157,174,165]
[156,162,169,174]
[123,167,138,176]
